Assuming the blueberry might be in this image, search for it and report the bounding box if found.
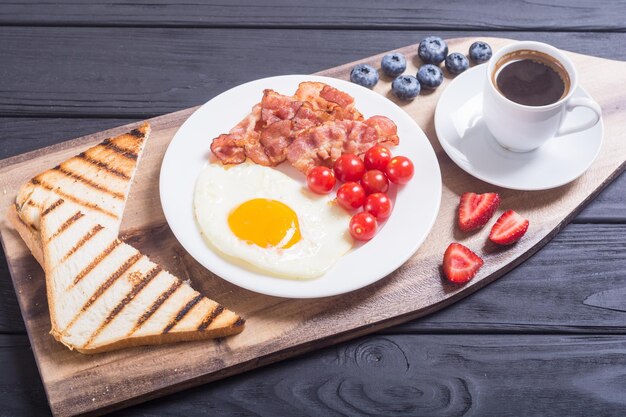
[350,64,379,88]
[381,53,407,77]
[445,52,469,75]
[417,64,444,89]
[392,75,421,100]
[418,36,449,65]
[469,41,492,63]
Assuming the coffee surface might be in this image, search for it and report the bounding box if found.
[496,58,567,106]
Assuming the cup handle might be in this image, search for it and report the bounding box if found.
[555,97,602,137]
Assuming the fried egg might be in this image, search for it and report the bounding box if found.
[194,163,353,279]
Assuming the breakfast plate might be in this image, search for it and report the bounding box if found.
[434,64,604,191]
[160,75,441,298]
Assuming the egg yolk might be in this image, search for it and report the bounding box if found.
[228,199,301,249]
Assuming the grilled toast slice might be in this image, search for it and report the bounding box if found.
[11,122,150,265]
[40,198,244,354]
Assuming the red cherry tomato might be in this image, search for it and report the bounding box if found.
[336,182,366,210]
[364,193,393,220]
[333,154,365,182]
[364,145,392,171]
[386,156,414,184]
[360,170,389,194]
[349,212,378,241]
[306,166,336,194]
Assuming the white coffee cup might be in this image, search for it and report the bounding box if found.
[483,41,602,152]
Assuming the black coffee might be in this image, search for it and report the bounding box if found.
[494,51,569,106]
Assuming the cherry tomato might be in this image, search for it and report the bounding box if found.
[306,166,336,194]
[364,145,392,171]
[333,154,366,182]
[386,156,414,184]
[336,182,366,210]
[364,193,393,220]
[360,170,389,194]
[349,212,378,241]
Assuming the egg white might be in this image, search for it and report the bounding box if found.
[194,163,353,280]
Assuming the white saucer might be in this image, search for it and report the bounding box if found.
[434,64,603,190]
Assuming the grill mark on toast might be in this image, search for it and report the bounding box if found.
[47,211,84,243]
[64,252,142,332]
[77,152,131,180]
[71,239,121,287]
[40,197,64,217]
[129,128,145,138]
[197,305,224,331]
[15,201,40,232]
[129,280,183,335]
[61,224,104,262]
[32,177,118,219]
[26,199,39,208]
[101,139,138,160]
[83,265,162,348]
[53,165,125,199]
[162,294,203,334]
[16,203,39,231]
[234,317,246,327]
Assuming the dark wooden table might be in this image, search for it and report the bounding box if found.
[2,1,626,416]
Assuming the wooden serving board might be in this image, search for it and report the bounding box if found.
[1,37,625,417]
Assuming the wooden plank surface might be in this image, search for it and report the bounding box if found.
[4,222,626,335]
[1,4,625,415]
[1,28,626,117]
[107,333,626,416]
[4,332,626,417]
[0,118,137,157]
[393,224,626,334]
[3,221,626,335]
[1,0,624,31]
[576,178,626,222]
[1,37,625,416]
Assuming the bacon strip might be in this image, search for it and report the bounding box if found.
[210,82,396,172]
[287,116,400,174]
[261,89,303,125]
[210,104,264,165]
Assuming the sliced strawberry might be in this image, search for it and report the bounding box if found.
[489,210,529,245]
[458,192,501,232]
[442,243,484,284]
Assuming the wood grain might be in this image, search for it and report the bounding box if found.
[0,37,625,416]
[1,0,624,31]
[575,175,626,222]
[1,28,626,117]
[4,332,626,417]
[0,118,138,158]
[110,334,626,417]
[392,224,626,334]
[0,117,621,225]
[4,223,626,335]
[0,250,23,333]
[0,335,50,416]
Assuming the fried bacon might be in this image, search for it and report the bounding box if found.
[295,82,363,121]
[259,119,293,165]
[261,89,303,125]
[210,104,263,165]
[210,81,396,171]
[286,116,400,173]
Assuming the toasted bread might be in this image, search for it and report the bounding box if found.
[11,122,150,265]
[40,198,244,354]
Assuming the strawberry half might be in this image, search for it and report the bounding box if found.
[442,243,484,284]
[489,210,529,245]
[458,192,501,232]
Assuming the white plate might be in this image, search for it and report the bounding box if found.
[434,64,603,191]
[160,75,441,298]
